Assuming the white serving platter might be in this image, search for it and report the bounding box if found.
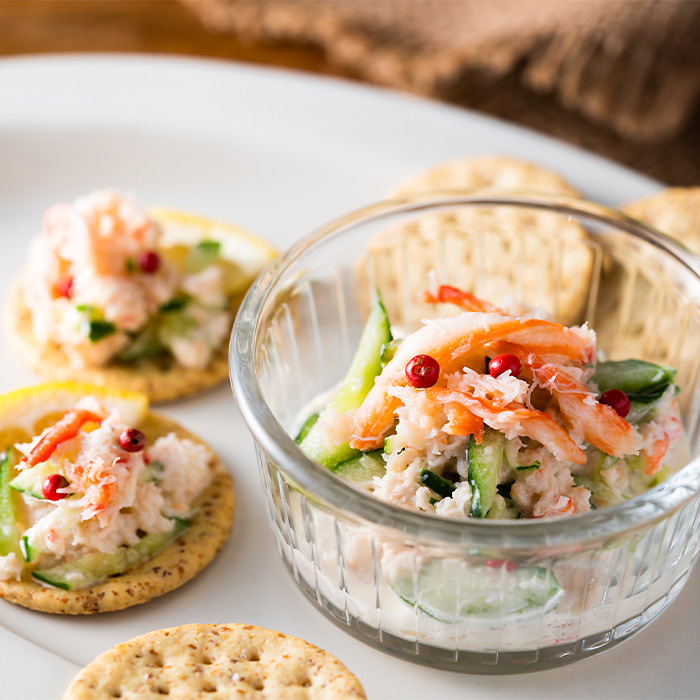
[0,54,697,700]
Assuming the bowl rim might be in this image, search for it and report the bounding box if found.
[230,191,700,549]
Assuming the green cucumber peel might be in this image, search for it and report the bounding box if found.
[330,292,392,413]
[419,468,456,499]
[295,413,319,444]
[184,240,221,273]
[515,461,541,473]
[593,359,677,404]
[0,451,21,559]
[380,339,401,368]
[468,428,504,518]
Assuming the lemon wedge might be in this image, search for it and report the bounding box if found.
[0,382,149,448]
[149,208,277,296]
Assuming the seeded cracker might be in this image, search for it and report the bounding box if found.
[0,415,234,614]
[594,187,700,363]
[62,623,367,700]
[360,155,594,329]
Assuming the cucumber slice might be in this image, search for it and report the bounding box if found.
[574,475,625,509]
[333,450,386,485]
[294,413,319,444]
[184,240,221,273]
[0,451,21,558]
[419,468,456,499]
[391,559,563,622]
[468,428,504,518]
[515,462,541,474]
[593,360,676,404]
[330,293,392,413]
[380,339,401,368]
[31,518,190,590]
[484,493,520,520]
[8,461,59,499]
[300,292,392,469]
[21,506,81,563]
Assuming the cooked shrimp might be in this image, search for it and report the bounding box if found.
[349,312,595,449]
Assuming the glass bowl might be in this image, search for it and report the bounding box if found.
[230,193,700,674]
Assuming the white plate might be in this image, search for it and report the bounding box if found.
[0,55,697,700]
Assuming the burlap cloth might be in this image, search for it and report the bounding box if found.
[183,0,700,185]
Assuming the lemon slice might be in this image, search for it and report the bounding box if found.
[149,208,277,296]
[0,382,149,448]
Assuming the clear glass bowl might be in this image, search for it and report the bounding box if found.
[230,193,700,674]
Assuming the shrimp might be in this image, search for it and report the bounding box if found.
[527,361,640,458]
[349,312,595,449]
[425,387,586,464]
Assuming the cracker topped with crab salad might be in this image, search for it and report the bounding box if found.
[6,190,276,402]
[0,382,234,614]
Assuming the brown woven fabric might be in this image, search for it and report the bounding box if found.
[183,0,700,143]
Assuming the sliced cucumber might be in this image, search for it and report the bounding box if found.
[330,293,392,413]
[8,461,59,499]
[391,559,563,622]
[485,493,520,520]
[20,507,81,563]
[31,518,190,590]
[294,413,319,444]
[0,451,21,558]
[419,468,456,499]
[515,462,541,474]
[593,359,676,404]
[184,240,221,273]
[574,475,625,509]
[380,339,401,368]
[300,292,392,469]
[468,428,504,518]
[333,450,386,485]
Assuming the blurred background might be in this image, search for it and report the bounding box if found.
[1,0,699,185]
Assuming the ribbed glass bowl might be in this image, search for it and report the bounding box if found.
[230,193,700,674]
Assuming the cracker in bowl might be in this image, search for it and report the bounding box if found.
[0,383,234,614]
[62,623,367,699]
[360,156,595,329]
[5,191,277,402]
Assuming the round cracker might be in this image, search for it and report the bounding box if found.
[0,414,234,615]
[359,156,594,328]
[390,154,581,198]
[62,623,367,700]
[622,187,700,252]
[594,187,700,363]
[4,281,242,403]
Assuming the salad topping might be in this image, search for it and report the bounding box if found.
[22,190,231,370]
[0,396,212,587]
[299,285,682,520]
